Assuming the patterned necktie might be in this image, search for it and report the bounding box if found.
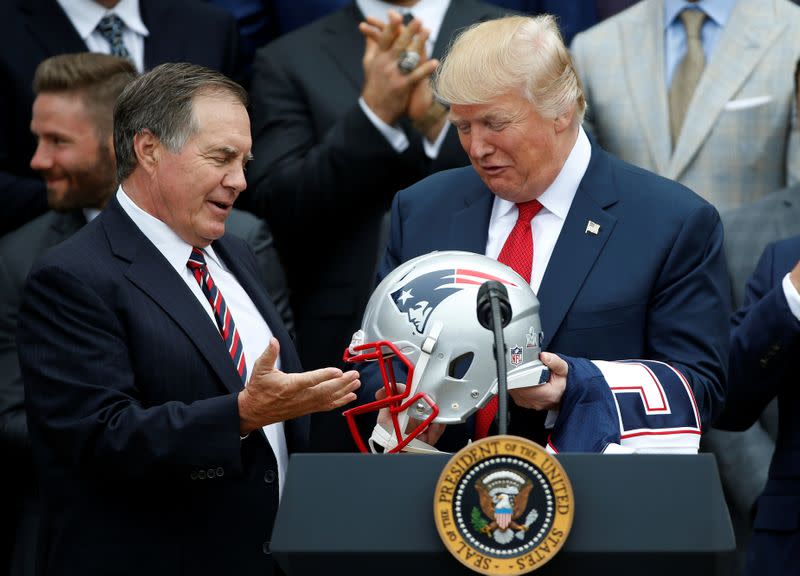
[187,248,248,385]
[669,9,707,147]
[474,200,543,440]
[96,14,131,59]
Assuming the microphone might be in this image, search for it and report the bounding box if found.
[476,280,512,435]
[477,281,512,330]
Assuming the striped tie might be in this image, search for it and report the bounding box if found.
[187,248,247,384]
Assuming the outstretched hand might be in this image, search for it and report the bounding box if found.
[237,338,360,435]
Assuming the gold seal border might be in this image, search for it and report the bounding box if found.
[433,435,574,575]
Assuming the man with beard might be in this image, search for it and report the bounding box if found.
[0,52,291,576]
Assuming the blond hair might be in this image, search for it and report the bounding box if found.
[434,15,585,124]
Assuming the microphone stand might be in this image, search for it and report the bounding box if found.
[489,294,509,435]
[477,281,512,436]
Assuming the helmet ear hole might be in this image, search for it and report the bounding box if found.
[448,352,475,379]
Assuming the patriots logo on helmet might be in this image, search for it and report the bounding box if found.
[391,268,517,334]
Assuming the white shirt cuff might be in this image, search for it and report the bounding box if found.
[358,97,409,153]
[782,272,800,321]
[422,120,450,159]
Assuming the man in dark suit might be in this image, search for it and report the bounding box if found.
[351,14,729,453]
[715,236,800,576]
[0,0,238,236]
[16,63,360,576]
[246,0,508,450]
[0,52,296,576]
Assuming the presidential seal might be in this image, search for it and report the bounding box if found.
[433,436,574,575]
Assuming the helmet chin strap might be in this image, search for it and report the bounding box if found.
[370,321,444,454]
[368,421,442,454]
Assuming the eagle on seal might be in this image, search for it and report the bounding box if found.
[476,479,533,534]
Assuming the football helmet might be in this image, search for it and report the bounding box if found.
[343,251,548,453]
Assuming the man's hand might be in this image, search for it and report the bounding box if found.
[359,10,438,126]
[508,352,568,411]
[791,260,800,294]
[237,338,360,435]
[376,384,446,447]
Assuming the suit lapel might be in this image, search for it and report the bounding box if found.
[620,0,671,175]
[447,176,493,253]
[47,211,86,247]
[322,3,365,93]
[212,238,299,373]
[102,199,245,395]
[537,148,618,349]
[668,0,785,179]
[21,0,86,56]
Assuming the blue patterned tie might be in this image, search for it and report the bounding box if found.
[187,248,248,385]
[96,14,131,59]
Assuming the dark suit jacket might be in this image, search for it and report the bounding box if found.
[246,0,508,451]
[16,198,304,576]
[0,0,238,235]
[372,142,730,448]
[716,236,800,576]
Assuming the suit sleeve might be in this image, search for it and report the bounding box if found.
[245,44,429,233]
[0,249,28,452]
[552,203,730,453]
[18,263,246,477]
[716,244,800,430]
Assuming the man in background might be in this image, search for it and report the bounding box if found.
[0,0,239,235]
[715,237,800,576]
[571,0,800,212]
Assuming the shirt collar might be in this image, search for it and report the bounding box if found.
[355,0,451,46]
[57,0,149,40]
[493,126,591,222]
[664,0,737,29]
[116,186,220,276]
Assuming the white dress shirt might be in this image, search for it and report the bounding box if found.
[57,0,149,72]
[356,0,452,157]
[485,127,592,294]
[783,273,800,320]
[116,187,289,496]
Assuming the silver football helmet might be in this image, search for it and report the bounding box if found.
[343,251,548,453]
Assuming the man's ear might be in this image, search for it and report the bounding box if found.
[554,107,575,133]
[132,129,161,175]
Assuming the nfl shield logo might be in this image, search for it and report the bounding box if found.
[510,346,523,366]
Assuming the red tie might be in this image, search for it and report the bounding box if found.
[187,248,248,385]
[474,200,543,440]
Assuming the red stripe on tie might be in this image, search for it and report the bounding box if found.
[186,248,248,385]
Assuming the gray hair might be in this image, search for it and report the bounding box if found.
[434,15,586,124]
[114,62,247,182]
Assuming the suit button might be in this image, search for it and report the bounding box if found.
[216,467,224,478]
[262,541,271,555]
[264,470,276,484]
[198,470,206,480]
[207,468,216,479]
